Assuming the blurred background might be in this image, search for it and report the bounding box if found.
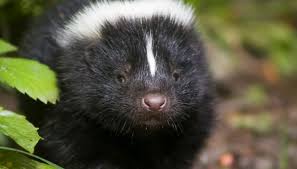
[0,0,296,169]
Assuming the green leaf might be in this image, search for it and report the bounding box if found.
[0,40,17,55]
[0,150,57,169]
[0,57,59,104]
[0,109,41,153]
[0,147,63,169]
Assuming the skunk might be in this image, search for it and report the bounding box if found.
[19,0,215,169]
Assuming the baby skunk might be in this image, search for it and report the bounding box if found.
[19,0,215,169]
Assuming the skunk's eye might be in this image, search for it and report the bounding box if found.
[173,71,180,82]
[116,74,127,83]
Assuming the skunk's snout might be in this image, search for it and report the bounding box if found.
[142,93,167,112]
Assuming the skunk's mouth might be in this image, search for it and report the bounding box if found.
[133,111,169,128]
[142,118,163,127]
[142,116,164,126]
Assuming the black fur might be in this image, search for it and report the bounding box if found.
[19,0,215,169]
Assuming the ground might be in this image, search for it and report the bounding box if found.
[194,64,296,169]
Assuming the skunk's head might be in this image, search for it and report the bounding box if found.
[56,0,213,134]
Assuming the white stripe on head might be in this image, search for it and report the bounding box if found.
[146,34,157,77]
[56,0,195,47]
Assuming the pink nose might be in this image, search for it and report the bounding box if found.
[142,94,167,111]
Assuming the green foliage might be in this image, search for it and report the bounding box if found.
[0,40,17,54]
[0,39,59,153]
[0,153,54,169]
[0,40,59,104]
[184,0,199,7]
[197,0,297,77]
[0,0,8,7]
[0,39,60,167]
[0,107,41,153]
[0,57,59,104]
[0,147,63,169]
[0,0,59,42]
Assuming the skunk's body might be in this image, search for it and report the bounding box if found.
[20,0,215,169]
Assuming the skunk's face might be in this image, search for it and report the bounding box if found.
[58,18,212,133]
